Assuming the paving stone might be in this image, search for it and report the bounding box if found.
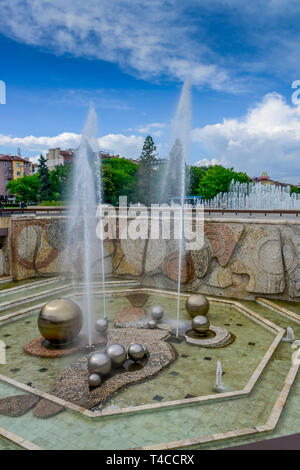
[0,394,40,417]
[33,398,65,419]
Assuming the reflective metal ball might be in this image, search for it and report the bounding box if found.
[106,343,127,367]
[148,319,157,329]
[150,305,164,322]
[95,318,108,335]
[128,343,145,362]
[38,298,83,345]
[88,352,112,375]
[192,315,210,336]
[185,294,209,318]
[88,373,102,388]
[142,345,149,357]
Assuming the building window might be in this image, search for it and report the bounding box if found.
[16,163,20,167]
[17,171,21,176]
[4,162,7,167]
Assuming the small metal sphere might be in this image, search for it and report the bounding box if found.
[38,298,83,345]
[88,373,102,388]
[142,345,149,357]
[95,318,108,335]
[148,319,157,329]
[192,315,210,335]
[88,352,112,375]
[150,305,164,322]
[128,343,145,362]
[106,343,127,367]
[185,294,209,318]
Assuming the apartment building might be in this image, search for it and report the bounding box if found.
[0,155,32,198]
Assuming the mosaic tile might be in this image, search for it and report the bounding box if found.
[153,395,164,402]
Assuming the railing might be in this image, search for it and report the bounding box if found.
[0,207,300,217]
[0,207,68,216]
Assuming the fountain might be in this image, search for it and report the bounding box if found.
[282,326,295,343]
[163,80,191,337]
[184,294,233,347]
[64,107,106,347]
[203,180,300,210]
[213,361,225,393]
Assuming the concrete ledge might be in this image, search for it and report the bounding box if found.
[0,425,42,450]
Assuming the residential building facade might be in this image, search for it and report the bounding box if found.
[0,155,32,198]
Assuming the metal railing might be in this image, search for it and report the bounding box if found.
[0,207,300,217]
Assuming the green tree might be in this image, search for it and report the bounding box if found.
[197,165,250,200]
[187,165,208,196]
[6,174,39,203]
[137,135,158,205]
[102,157,138,205]
[50,164,72,201]
[37,154,52,202]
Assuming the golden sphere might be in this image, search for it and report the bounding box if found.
[192,315,210,336]
[38,298,83,345]
[185,294,209,318]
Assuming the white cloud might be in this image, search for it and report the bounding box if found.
[129,122,167,137]
[194,158,227,167]
[0,0,232,90]
[0,131,144,158]
[192,93,300,182]
[98,134,144,157]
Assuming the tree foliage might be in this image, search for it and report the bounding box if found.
[197,165,250,200]
[102,157,138,205]
[6,174,39,203]
[37,154,52,202]
[137,135,158,205]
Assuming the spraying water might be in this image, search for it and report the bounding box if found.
[65,107,106,345]
[215,361,224,390]
[164,81,191,336]
[282,326,295,343]
[203,181,300,210]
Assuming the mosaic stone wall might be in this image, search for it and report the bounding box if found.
[9,215,300,301]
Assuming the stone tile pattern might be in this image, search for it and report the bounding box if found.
[0,394,40,417]
[10,215,300,300]
[33,398,65,419]
[49,328,175,410]
[24,335,106,358]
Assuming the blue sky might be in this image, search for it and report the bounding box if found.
[1,1,300,182]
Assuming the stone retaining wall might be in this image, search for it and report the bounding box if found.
[9,215,300,301]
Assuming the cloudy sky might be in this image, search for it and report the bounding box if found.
[1,0,300,181]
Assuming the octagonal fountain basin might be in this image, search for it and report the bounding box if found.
[0,287,277,412]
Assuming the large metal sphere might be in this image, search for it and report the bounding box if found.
[38,298,83,345]
[88,352,112,375]
[148,319,157,329]
[128,343,145,362]
[185,294,209,318]
[142,345,149,357]
[106,343,127,367]
[95,318,108,335]
[150,305,164,322]
[88,373,102,388]
[192,315,210,336]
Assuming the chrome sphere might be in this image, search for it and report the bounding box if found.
[185,294,209,318]
[128,343,145,362]
[95,318,108,335]
[38,298,83,345]
[148,319,157,329]
[106,343,127,367]
[142,345,149,357]
[88,373,102,388]
[150,305,164,322]
[88,352,112,375]
[192,315,210,336]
